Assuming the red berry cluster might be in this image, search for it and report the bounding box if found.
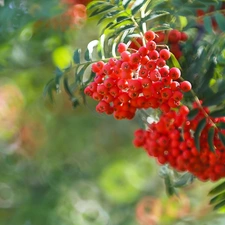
[84,30,192,120]
[133,105,225,181]
[129,29,188,60]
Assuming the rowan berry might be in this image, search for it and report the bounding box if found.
[180,81,192,92]
[159,49,171,60]
[169,67,181,80]
[168,29,181,43]
[117,43,127,53]
[144,30,156,41]
[146,41,156,51]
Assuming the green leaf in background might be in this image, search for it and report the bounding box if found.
[209,181,225,195]
[87,1,105,10]
[203,16,213,33]
[210,192,225,205]
[187,108,199,120]
[131,0,145,15]
[63,77,74,98]
[173,173,194,188]
[89,5,115,17]
[43,78,55,102]
[210,108,225,118]
[216,122,225,129]
[123,0,132,9]
[218,132,225,147]
[141,11,169,23]
[215,12,225,32]
[207,127,215,153]
[202,90,225,106]
[84,49,91,61]
[73,49,81,64]
[194,118,207,151]
[213,199,225,211]
[169,52,182,70]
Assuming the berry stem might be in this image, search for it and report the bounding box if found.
[185,79,218,130]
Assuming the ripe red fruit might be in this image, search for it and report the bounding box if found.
[168,29,181,43]
[180,81,192,92]
[150,69,161,81]
[144,30,156,41]
[154,31,165,43]
[149,50,159,60]
[104,78,115,88]
[138,46,148,56]
[97,84,108,95]
[159,49,171,60]
[169,67,181,80]
[120,51,131,62]
[117,43,127,53]
[146,41,156,51]
[156,58,166,68]
[92,92,103,101]
[128,79,142,92]
[180,32,188,41]
[84,86,93,96]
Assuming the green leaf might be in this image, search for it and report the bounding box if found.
[87,1,105,10]
[97,10,121,24]
[202,90,225,106]
[217,122,225,129]
[187,108,199,120]
[141,11,169,23]
[117,16,129,22]
[89,5,115,17]
[210,192,225,205]
[208,127,215,153]
[131,0,145,15]
[210,108,225,118]
[198,61,215,95]
[215,12,225,32]
[164,176,176,196]
[169,53,182,70]
[75,65,89,84]
[209,181,225,195]
[63,77,74,98]
[43,78,55,102]
[84,49,91,61]
[194,118,207,151]
[101,21,114,34]
[73,49,81,64]
[213,199,225,210]
[218,132,225,147]
[203,16,213,33]
[55,67,63,93]
[123,0,132,9]
[114,24,136,36]
[71,97,80,108]
[173,173,194,188]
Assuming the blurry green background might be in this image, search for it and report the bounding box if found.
[1,0,225,225]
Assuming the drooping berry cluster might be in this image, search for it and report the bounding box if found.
[84,30,192,120]
[129,29,188,60]
[133,105,225,181]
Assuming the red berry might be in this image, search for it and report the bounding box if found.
[169,67,181,80]
[168,29,181,43]
[146,41,156,51]
[180,81,192,92]
[117,43,127,53]
[144,30,156,41]
[159,49,171,60]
